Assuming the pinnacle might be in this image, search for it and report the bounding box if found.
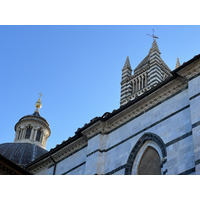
[149,39,161,54]
[175,57,180,69]
[123,56,131,69]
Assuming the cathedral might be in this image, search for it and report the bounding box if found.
[1,38,200,175]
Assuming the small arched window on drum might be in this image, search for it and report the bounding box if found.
[36,129,42,142]
[25,126,32,139]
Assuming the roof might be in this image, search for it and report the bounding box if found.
[0,143,48,167]
[134,54,149,73]
[15,111,50,132]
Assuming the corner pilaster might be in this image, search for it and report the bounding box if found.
[188,74,200,174]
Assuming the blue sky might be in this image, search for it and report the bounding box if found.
[1,25,200,150]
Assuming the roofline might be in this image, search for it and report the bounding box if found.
[25,133,83,168]
[19,114,49,126]
[172,54,200,74]
[15,115,51,133]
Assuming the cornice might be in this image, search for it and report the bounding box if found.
[76,76,188,139]
[81,120,104,138]
[0,163,16,175]
[176,59,200,80]
[15,117,51,133]
[104,78,187,133]
[27,136,87,173]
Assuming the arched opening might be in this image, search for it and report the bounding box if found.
[136,78,139,91]
[125,133,167,175]
[143,76,146,88]
[36,129,42,142]
[138,146,161,175]
[25,126,32,139]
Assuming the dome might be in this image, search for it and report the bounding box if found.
[0,143,48,166]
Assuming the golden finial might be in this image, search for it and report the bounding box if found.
[35,93,43,110]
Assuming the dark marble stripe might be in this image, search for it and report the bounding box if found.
[105,164,126,175]
[106,88,188,135]
[192,121,200,129]
[165,131,192,147]
[62,162,86,175]
[189,92,200,100]
[87,149,104,157]
[49,145,87,168]
[87,105,190,160]
[178,168,195,175]
[105,105,190,152]
[163,169,168,175]
[195,159,200,165]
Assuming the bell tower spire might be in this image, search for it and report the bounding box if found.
[120,37,172,106]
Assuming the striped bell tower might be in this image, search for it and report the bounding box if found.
[120,56,133,104]
[120,39,172,106]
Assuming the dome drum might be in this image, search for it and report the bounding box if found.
[14,117,50,149]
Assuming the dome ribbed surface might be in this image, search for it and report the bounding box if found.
[0,143,48,166]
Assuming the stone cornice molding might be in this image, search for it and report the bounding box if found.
[81,120,104,138]
[81,77,188,139]
[15,117,51,133]
[105,78,187,133]
[27,136,87,173]
[51,137,87,162]
[176,58,200,80]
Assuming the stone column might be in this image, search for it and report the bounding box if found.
[22,128,26,139]
[34,129,38,140]
[138,76,141,90]
[31,129,36,140]
[43,136,47,148]
[17,130,21,140]
[145,72,148,86]
[135,78,138,92]
[40,133,44,144]
[141,75,144,89]
[143,74,145,87]
[30,128,34,140]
